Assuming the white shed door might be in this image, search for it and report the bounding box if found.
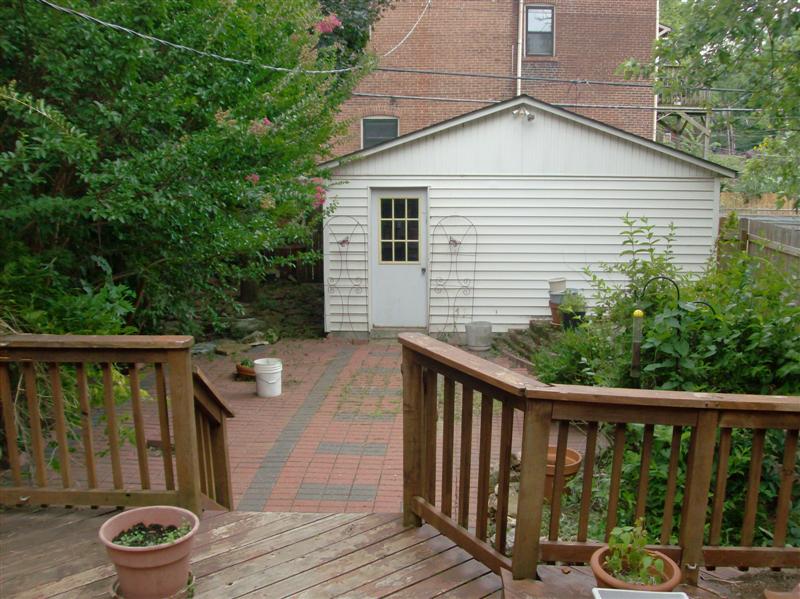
[371,190,427,328]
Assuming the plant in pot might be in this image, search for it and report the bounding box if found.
[590,518,681,592]
[99,505,200,599]
[559,290,586,330]
[236,357,256,378]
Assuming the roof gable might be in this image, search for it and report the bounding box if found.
[326,96,735,179]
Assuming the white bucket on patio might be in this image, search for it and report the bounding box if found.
[254,358,282,397]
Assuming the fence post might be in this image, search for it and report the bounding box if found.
[402,346,424,527]
[680,410,718,585]
[167,349,203,516]
[512,398,553,580]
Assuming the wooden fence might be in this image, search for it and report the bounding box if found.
[400,333,800,584]
[738,217,800,275]
[0,335,234,515]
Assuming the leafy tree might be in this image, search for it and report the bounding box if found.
[623,0,800,208]
[1,0,375,335]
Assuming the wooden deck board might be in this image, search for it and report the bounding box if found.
[2,507,791,598]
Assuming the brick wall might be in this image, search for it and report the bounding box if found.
[334,0,657,156]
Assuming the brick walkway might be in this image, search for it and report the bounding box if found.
[198,338,404,513]
[197,337,585,515]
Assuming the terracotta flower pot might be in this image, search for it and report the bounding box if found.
[544,446,583,499]
[236,363,256,378]
[590,545,682,592]
[549,301,562,326]
[99,506,199,599]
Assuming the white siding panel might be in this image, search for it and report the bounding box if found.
[323,183,369,333]
[337,108,712,179]
[423,176,716,332]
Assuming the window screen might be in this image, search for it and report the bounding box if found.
[362,118,399,149]
[527,7,554,56]
[379,197,419,263]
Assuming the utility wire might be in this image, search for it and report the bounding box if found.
[34,0,753,97]
[351,92,783,114]
[382,0,431,58]
[33,0,431,74]
[375,66,750,94]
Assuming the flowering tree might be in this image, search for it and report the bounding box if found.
[0,0,373,334]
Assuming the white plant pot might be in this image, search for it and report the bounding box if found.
[548,278,567,294]
[592,590,689,599]
[465,321,492,351]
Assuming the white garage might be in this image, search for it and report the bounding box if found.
[322,95,734,336]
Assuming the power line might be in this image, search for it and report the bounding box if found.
[382,0,431,58]
[374,66,750,94]
[352,92,776,114]
[33,0,431,74]
[34,0,753,97]
[353,92,497,104]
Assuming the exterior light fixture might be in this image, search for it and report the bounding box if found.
[511,106,535,121]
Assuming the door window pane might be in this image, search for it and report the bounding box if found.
[407,220,419,241]
[378,197,421,263]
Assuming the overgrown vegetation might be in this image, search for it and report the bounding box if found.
[530,215,800,546]
[0,0,384,337]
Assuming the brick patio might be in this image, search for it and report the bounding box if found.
[195,337,584,515]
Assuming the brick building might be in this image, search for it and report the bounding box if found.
[335,0,658,155]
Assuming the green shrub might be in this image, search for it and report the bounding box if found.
[531,215,800,547]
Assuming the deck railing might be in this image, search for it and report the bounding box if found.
[400,332,800,584]
[0,335,234,515]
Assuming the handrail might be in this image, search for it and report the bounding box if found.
[0,334,235,515]
[400,333,800,586]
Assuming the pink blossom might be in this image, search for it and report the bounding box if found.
[313,184,326,208]
[315,13,342,34]
[248,116,272,136]
[245,173,260,185]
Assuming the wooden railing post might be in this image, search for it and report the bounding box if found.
[679,410,718,584]
[402,346,424,527]
[167,349,203,516]
[512,398,553,580]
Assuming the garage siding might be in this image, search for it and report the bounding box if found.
[325,175,717,333]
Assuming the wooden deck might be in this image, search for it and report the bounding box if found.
[3,508,797,599]
[0,508,502,598]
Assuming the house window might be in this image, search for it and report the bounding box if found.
[526,6,554,56]
[379,197,419,263]
[362,117,398,149]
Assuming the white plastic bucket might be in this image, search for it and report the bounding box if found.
[548,278,567,294]
[465,321,492,351]
[254,358,282,397]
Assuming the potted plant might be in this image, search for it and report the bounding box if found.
[559,290,586,330]
[544,446,582,500]
[590,519,681,592]
[236,357,256,378]
[99,505,200,599]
